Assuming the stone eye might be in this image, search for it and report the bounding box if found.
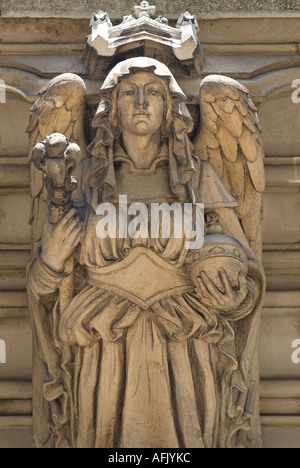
[148,89,160,96]
[124,90,135,96]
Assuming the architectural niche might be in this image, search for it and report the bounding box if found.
[25,2,266,449]
[2,0,300,451]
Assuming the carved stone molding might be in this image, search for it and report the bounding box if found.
[1,0,300,19]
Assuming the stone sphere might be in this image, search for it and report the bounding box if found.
[186,234,248,292]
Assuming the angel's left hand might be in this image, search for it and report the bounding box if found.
[197,270,248,311]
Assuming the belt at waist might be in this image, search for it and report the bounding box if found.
[86,247,194,310]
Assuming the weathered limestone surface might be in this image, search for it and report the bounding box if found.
[0,0,299,449]
[25,55,265,447]
[1,0,300,18]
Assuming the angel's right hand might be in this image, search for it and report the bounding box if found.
[40,208,82,273]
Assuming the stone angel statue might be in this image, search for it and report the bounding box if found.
[26,57,265,449]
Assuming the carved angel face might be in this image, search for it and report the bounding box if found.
[116,71,166,137]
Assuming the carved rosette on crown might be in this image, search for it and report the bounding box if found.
[84,1,203,78]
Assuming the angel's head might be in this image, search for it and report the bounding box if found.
[90,58,193,158]
[113,71,169,140]
[88,58,196,202]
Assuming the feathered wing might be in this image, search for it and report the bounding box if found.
[193,75,265,258]
[26,73,89,249]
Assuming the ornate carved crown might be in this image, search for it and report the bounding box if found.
[84,1,203,78]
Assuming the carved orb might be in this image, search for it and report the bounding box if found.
[187,234,248,292]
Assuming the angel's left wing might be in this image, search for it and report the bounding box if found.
[26,73,89,250]
[193,75,265,257]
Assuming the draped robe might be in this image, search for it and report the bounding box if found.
[27,153,265,449]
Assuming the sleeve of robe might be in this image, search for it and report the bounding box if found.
[27,251,72,448]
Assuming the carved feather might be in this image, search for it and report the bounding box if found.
[217,126,238,162]
[207,148,224,179]
[26,73,89,248]
[194,75,265,256]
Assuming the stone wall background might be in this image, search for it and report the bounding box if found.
[1,0,300,17]
[0,0,300,448]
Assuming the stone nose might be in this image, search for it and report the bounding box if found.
[135,87,148,108]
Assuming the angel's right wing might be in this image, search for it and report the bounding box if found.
[26,73,89,249]
[193,75,265,259]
